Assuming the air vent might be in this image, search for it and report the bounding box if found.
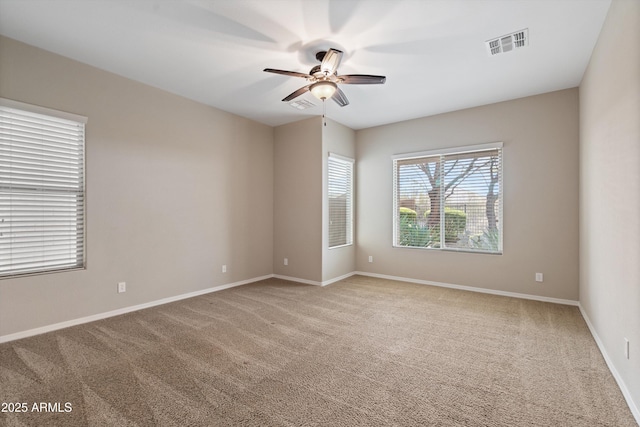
[486,29,528,56]
[289,99,316,110]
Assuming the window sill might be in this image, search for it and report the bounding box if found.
[0,266,86,280]
[392,245,502,255]
[329,243,354,250]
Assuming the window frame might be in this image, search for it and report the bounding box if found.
[392,142,503,254]
[0,98,87,279]
[327,152,354,249]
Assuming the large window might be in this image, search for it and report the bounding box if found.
[328,153,354,248]
[393,142,503,254]
[0,98,86,278]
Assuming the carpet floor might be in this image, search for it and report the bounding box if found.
[0,275,636,426]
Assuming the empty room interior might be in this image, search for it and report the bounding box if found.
[0,0,638,425]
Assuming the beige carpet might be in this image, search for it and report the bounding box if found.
[0,275,636,426]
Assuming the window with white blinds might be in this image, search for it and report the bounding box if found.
[328,153,354,248]
[393,142,503,254]
[0,98,86,278]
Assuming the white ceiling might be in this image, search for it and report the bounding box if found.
[0,0,611,130]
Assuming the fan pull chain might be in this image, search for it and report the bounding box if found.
[323,99,327,126]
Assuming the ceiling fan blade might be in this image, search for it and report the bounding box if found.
[282,85,311,102]
[332,87,349,107]
[338,74,386,84]
[264,68,311,79]
[320,48,343,75]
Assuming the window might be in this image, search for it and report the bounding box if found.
[328,153,354,248]
[393,142,503,254]
[0,98,86,278]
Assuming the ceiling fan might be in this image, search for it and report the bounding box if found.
[264,48,386,107]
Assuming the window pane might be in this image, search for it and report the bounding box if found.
[396,156,440,248]
[0,101,85,277]
[328,155,353,248]
[442,150,501,252]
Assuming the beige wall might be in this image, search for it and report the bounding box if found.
[322,118,356,283]
[579,0,640,415]
[0,36,274,337]
[356,89,579,300]
[273,117,323,282]
[272,116,355,285]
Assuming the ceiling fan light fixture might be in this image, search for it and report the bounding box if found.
[310,81,337,100]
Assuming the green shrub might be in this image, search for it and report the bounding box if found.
[424,208,467,243]
[470,229,500,252]
[444,208,466,242]
[399,207,417,223]
[398,217,437,247]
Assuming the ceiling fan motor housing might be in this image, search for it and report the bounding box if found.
[309,65,322,75]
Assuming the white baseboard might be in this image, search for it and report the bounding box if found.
[321,271,356,286]
[354,271,579,306]
[0,274,274,344]
[272,271,356,287]
[1,272,352,343]
[273,274,322,286]
[578,305,640,424]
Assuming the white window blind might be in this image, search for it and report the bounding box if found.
[328,153,354,248]
[0,99,86,278]
[393,143,503,254]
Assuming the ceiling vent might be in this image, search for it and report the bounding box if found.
[289,99,316,110]
[486,29,528,56]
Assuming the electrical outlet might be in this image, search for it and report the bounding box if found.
[625,338,630,359]
[535,273,543,282]
[222,265,227,273]
[284,258,288,266]
[368,255,373,263]
[117,282,126,293]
